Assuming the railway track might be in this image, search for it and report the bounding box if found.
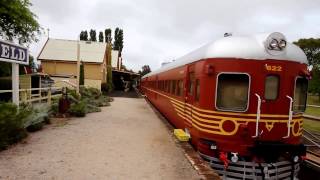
[302,129,320,171]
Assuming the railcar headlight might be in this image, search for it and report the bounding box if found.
[293,156,299,163]
[265,32,287,55]
[269,39,279,49]
[279,39,287,49]
[231,152,239,163]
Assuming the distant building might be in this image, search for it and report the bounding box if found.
[37,39,121,90]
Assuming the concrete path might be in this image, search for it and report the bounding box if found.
[0,97,199,180]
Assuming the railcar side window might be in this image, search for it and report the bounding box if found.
[216,73,249,111]
[177,80,183,96]
[188,73,195,95]
[172,80,177,94]
[195,79,200,101]
[293,77,308,112]
[265,75,279,100]
[165,81,168,92]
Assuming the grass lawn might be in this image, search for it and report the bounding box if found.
[303,119,320,133]
[307,95,320,106]
[305,106,320,117]
[304,95,320,117]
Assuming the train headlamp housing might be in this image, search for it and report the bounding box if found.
[279,40,287,49]
[269,39,279,49]
[231,152,239,163]
[264,32,287,56]
[293,155,299,163]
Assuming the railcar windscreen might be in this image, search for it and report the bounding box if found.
[293,77,308,112]
[264,75,280,100]
[216,74,249,111]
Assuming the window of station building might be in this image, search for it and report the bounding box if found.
[265,75,279,100]
[195,79,200,101]
[293,77,308,112]
[216,73,249,112]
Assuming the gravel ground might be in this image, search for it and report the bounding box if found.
[0,97,200,180]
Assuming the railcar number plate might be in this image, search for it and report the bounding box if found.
[265,64,282,72]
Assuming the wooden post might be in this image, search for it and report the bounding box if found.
[21,90,27,104]
[12,63,19,105]
[39,76,42,103]
[76,42,80,94]
[47,88,52,105]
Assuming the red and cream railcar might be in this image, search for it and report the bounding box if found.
[141,32,309,179]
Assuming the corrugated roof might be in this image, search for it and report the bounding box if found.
[38,39,107,63]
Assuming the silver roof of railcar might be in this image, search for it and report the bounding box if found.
[144,32,307,78]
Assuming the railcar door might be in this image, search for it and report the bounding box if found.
[185,64,196,133]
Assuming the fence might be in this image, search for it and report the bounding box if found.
[0,87,63,105]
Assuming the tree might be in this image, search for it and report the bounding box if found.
[140,65,151,76]
[309,68,320,101]
[0,0,41,44]
[106,44,113,91]
[113,27,123,56]
[98,31,104,42]
[104,28,112,43]
[80,30,88,41]
[293,38,320,68]
[0,0,41,77]
[294,38,320,100]
[79,62,84,85]
[79,31,84,40]
[83,30,88,41]
[89,29,96,41]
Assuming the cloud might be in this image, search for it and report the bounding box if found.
[29,0,320,71]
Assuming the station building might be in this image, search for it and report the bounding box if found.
[37,39,121,90]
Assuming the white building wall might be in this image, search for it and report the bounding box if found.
[111,50,119,69]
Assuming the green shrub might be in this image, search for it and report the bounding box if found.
[67,89,80,100]
[23,103,50,132]
[0,103,29,150]
[85,104,101,113]
[80,87,101,98]
[50,102,59,115]
[26,122,44,132]
[68,101,86,117]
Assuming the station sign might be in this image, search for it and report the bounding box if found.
[0,39,29,65]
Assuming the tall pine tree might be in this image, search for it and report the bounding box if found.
[99,31,104,42]
[79,31,84,40]
[83,30,88,41]
[104,28,112,43]
[79,61,84,85]
[113,27,124,56]
[89,29,97,41]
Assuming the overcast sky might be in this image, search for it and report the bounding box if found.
[29,0,320,72]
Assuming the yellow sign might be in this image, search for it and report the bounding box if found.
[265,64,282,72]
